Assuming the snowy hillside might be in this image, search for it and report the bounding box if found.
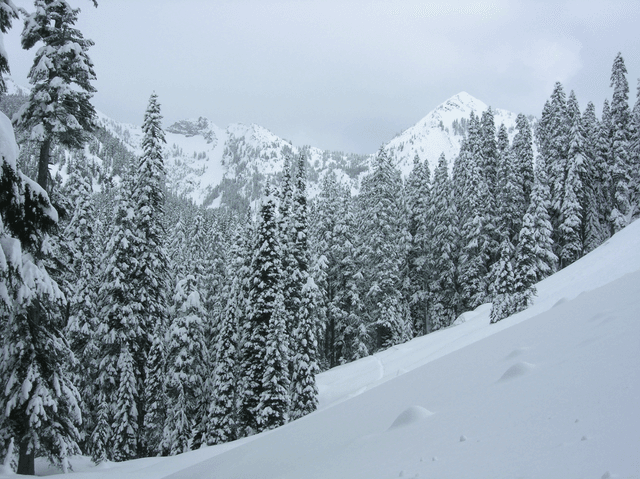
[19,219,640,478]
[384,92,527,176]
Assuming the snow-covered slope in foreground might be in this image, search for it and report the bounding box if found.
[20,221,640,479]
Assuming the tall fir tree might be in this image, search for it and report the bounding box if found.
[427,153,459,331]
[405,154,431,336]
[546,82,571,256]
[310,172,363,365]
[558,91,585,267]
[161,275,208,456]
[289,154,320,421]
[14,0,97,192]
[516,154,557,285]
[480,107,499,199]
[93,180,143,462]
[133,93,170,457]
[496,123,523,245]
[0,110,81,474]
[207,219,250,445]
[61,158,100,453]
[457,145,492,311]
[237,184,289,435]
[595,100,613,236]
[581,101,609,253]
[632,79,640,212]
[608,53,633,230]
[489,237,516,323]
[357,148,411,350]
[512,114,535,211]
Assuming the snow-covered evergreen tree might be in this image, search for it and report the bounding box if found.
[632,79,640,213]
[0,1,18,95]
[254,185,290,432]
[358,148,411,349]
[93,182,143,462]
[581,101,609,253]
[558,91,585,267]
[278,156,296,337]
[480,107,499,198]
[161,275,208,456]
[457,146,492,311]
[310,172,363,365]
[427,153,459,331]
[61,157,100,452]
[544,83,569,254]
[497,124,524,244]
[0,111,81,474]
[289,154,320,421]
[14,0,97,192]
[512,114,535,211]
[207,220,248,445]
[133,93,170,456]
[516,154,558,285]
[594,100,613,237]
[238,184,289,435]
[92,95,169,461]
[608,53,633,230]
[405,154,431,335]
[489,237,517,323]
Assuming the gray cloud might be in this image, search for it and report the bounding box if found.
[3,0,639,154]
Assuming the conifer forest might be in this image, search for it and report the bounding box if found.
[1,0,639,476]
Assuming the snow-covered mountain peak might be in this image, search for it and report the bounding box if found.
[434,91,487,116]
[385,91,522,177]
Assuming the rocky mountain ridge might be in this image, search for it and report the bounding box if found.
[1,77,534,211]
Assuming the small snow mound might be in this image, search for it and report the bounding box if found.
[552,297,568,308]
[505,347,530,360]
[460,435,467,442]
[388,406,434,430]
[498,361,535,382]
[601,472,611,479]
[581,435,588,441]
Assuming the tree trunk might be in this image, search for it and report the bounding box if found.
[17,438,34,476]
[37,137,51,192]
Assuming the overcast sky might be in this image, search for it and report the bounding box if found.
[3,0,639,154]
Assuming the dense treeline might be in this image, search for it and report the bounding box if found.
[1,0,639,472]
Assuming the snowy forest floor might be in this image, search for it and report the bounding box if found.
[11,219,640,478]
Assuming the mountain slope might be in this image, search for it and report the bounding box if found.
[137,91,527,207]
[21,219,640,479]
[384,91,528,176]
[1,77,532,209]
